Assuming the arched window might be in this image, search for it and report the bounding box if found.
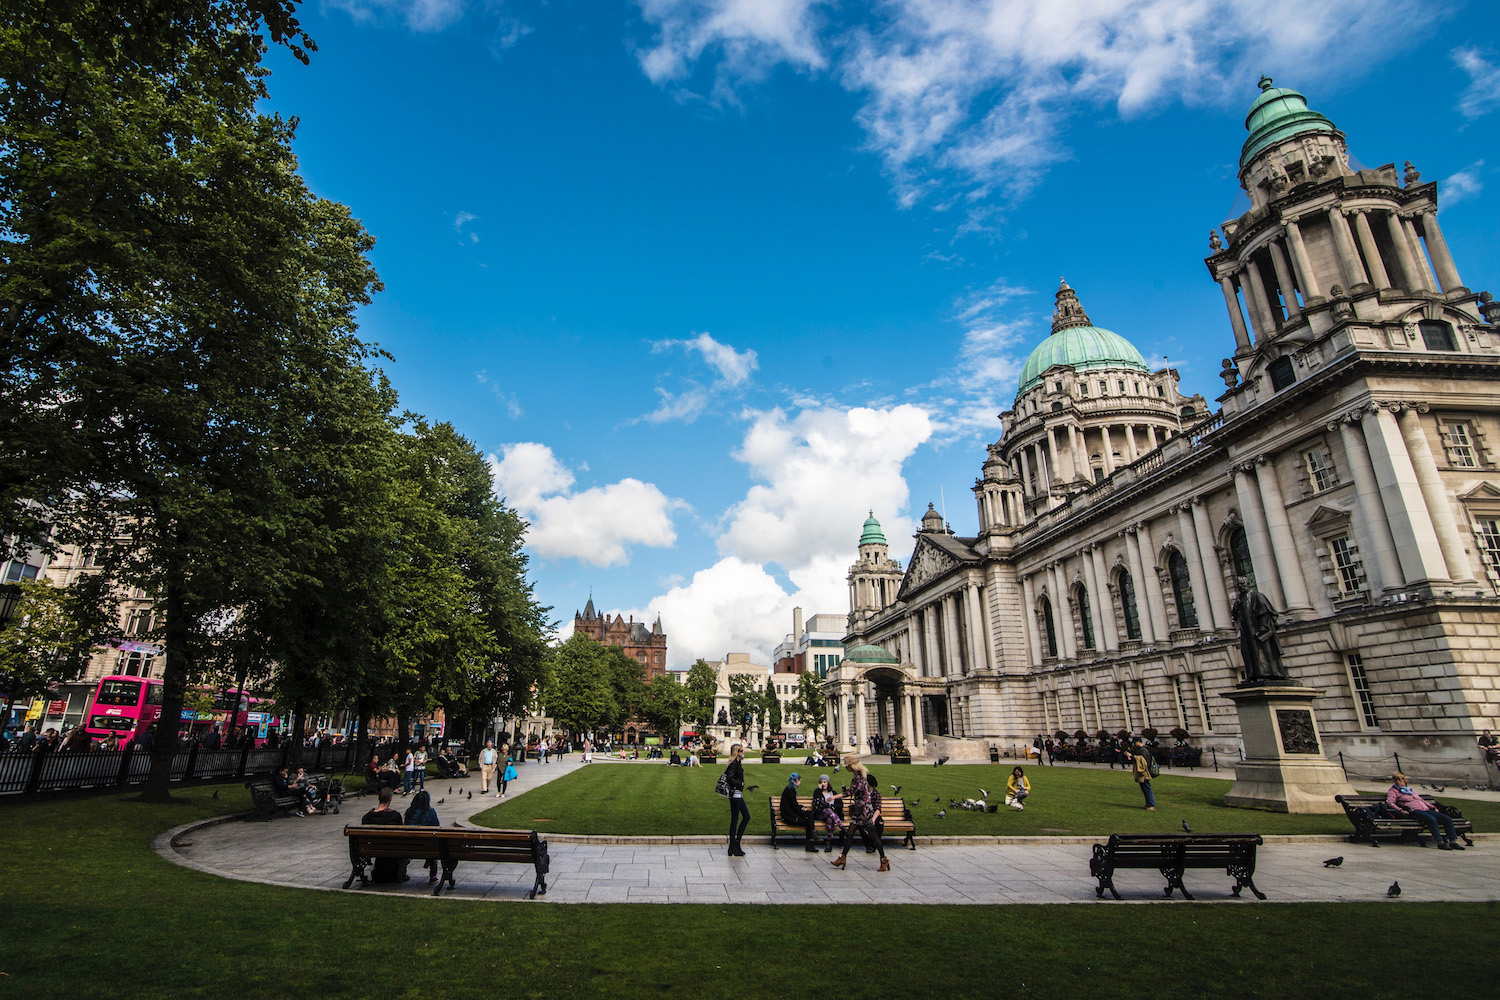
[1041,596,1058,658]
[1118,570,1142,640]
[1168,550,1198,628]
[1076,586,1096,650]
[1268,355,1295,391]
[1229,525,1256,589]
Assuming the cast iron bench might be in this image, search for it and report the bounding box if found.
[1088,832,1266,900]
[768,795,917,851]
[245,779,305,821]
[1335,794,1474,847]
[342,825,550,898]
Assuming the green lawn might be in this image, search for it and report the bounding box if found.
[0,784,1496,999]
[470,760,1500,837]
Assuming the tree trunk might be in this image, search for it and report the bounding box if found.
[141,573,191,802]
[288,697,306,767]
[396,707,410,756]
[353,698,370,770]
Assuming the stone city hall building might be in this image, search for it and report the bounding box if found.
[831,79,1500,782]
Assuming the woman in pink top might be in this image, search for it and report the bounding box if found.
[1386,772,1464,850]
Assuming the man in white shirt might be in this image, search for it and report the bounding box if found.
[479,740,498,793]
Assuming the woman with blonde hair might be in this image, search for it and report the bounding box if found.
[830,756,888,872]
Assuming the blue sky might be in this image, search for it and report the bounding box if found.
[263,0,1500,667]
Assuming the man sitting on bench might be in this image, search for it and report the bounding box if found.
[780,772,819,852]
[360,787,408,881]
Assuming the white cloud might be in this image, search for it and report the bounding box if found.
[635,0,829,95]
[718,404,930,567]
[640,332,759,423]
[489,443,685,565]
[635,1,1436,209]
[333,0,466,32]
[1442,160,1484,206]
[1453,47,1500,119]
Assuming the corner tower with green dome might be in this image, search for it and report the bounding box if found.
[848,511,904,630]
[996,280,1206,514]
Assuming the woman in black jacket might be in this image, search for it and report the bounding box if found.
[725,743,748,856]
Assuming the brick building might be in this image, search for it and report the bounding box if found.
[572,596,668,681]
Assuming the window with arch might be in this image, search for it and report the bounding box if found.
[1117,569,1142,640]
[1228,525,1256,589]
[1167,550,1198,628]
[1076,585,1096,650]
[1268,355,1295,391]
[1040,596,1058,658]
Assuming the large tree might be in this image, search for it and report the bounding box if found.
[0,577,116,728]
[2,2,383,798]
[728,674,760,743]
[682,659,717,736]
[545,632,615,739]
[643,672,685,740]
[790,670,827,742]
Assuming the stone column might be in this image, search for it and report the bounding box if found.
[1045,428,1061,488]
[1090,545,1120,650]
[1384,211,1425,292]
[1190,498,1233,629]
[1123,528,1158,644]
[912,692,925,749]
[1253,456,1313,614]
[924,606,941,677]
[1283,219,1322,300]
[1079,547,1106,651]
[1419,210,1463,292]
[1174,504,1215,630]
[1267,240,1301,320]
[1098,425,1115,476]
[1327,206,1370,288]
[854,688,867,753]
[1232,465,1287,608]
[1334,416,1405,594]
[965,585,988,670]
[1241,258,1276,340]
[1067,424,1086,481]
[1404,216,1440,291]
[1018,447,1034,498]
[1125,425,1139,463]
[1352,211,1392,289]
[1361,405,1450,585]
[1219,275,1254,353]
[1146,426,1159,450]
[1049,563,1077,659]
[1395,404,1474,581]
[1134,520,1172,639]
[1020,574,1042,666]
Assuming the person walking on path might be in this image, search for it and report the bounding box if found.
[830,757,888,872]
[1130,738,1155,810]
[479,740,498,794]
[498,757,517,799]
[403,748,416,794]
[414,746,427,789]
[725,743,749,856]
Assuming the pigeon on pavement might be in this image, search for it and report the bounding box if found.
[437,797,445,805]
[468,790,473,800]
[1323,857,1343,867]
[1387,881,1401,897]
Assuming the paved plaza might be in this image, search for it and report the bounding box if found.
[158,758,1500,905]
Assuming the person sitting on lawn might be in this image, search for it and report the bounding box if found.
[779,772,819,852]
[1386,772,1465,850]
[1005,766,1030,810]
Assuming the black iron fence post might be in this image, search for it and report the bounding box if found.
[1393,751,1402,774]
[236,741,251,780]
[23,742,49,796]
[115,746,134,787]
[1211,748,1219,773]
[1337,751,1347,778]
[183,742,199,782]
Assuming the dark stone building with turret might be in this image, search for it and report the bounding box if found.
[573,596,669,681]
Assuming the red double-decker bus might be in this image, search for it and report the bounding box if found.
[84,675,279,748]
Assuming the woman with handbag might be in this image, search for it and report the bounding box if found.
[723,743,748,856]
[497,757,518,800]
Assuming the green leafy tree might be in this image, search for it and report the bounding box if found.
[728,674,760,742]
[2,3,383,799]
[0,578,117,727]
[790,670,827,742]
[682,659,718,734]
[763,677,782,739]
[600,644,647,732]
[644,673,686,740]
[545,632,615,738]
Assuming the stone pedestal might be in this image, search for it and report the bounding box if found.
[1221,685,1355,813]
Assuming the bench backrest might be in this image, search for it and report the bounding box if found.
[770,795,910,822]
[345,825,542,861]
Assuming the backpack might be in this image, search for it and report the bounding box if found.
[1147,756,1160,779]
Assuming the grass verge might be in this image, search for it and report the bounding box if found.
[0,783,1495,999]
[469,761,1500,838]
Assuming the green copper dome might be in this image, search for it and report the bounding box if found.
[844,643,899,665]
[858,512,887,547]
[1018,325,1150,392]
[1240,76,1339,170]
